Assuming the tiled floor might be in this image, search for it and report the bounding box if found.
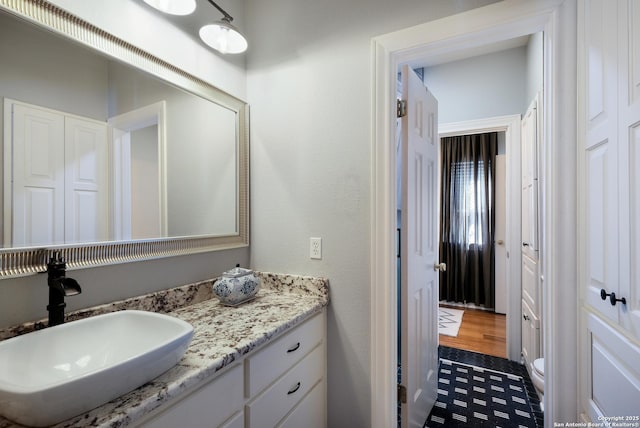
[424,346,544,428]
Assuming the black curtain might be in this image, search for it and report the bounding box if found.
[439,132,498,308]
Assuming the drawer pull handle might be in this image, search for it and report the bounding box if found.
[287,342,301,353]
[287,382,301,395]
[601,289,627,306]
[609,292,627,306]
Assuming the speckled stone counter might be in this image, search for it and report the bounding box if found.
[0,272,329,428]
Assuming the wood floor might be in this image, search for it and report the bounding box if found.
[439,304,507,358]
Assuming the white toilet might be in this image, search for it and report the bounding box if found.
[530,358,545,411]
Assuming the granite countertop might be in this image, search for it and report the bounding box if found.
[0,272,329,428]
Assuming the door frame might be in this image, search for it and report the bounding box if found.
[370,1,577,427]
[439,114,522,361]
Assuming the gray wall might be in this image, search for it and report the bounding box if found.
[0,12,109,121]
[244,0,499,425]
[131,125,161,239]
[422,32,543,124]
[108,63,238,237]
[423,46,527,124]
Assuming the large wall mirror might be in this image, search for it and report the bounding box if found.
[0,0,249,277]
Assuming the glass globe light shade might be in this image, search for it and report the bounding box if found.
[143,0,196,16]
[199,21,248,54]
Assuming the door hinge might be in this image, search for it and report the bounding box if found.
[397,99,407,118]
[397,384,407,404]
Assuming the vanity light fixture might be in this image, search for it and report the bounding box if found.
[143,0,196,16]
[199,0,248,54]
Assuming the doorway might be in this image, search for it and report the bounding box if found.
[371,1,578,427]
[397,112,520,362]
[437,116,522,360]
[393,37,536,367]
[108,101,167,240]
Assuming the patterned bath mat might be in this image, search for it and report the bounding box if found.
[425,359,538,427]
[438,307,464,337]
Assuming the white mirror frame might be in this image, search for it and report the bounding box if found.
[0,0,249,278]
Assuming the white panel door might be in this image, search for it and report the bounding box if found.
[583,0,620,325]
[579,0,640,421]
[8,102,65,246]
[521,99,538,258]
[618,0,640,338]
[400,65,438,427]
[64,116,108,243]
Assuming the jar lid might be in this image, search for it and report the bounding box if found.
[222,266,254,278]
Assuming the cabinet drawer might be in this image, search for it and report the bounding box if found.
[521,300,540,368]
[277,379,325,428]
[220,411,243,428]
[246,344,324,427]
[246,312,324,397]
[141,364,243,428]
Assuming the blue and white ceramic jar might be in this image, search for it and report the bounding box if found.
[213,266,261,306]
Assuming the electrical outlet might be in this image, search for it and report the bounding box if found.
[310,237,322,259]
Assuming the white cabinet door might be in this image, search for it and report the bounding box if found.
[522,254,539,315]
[583,311,640,422]
[64,116,108,243]
[4,99,108,246]
[581,0,621,325]
[617,0,640,339]
[5,101,65,246]
[579,0,640,420]
[521,300,540,369]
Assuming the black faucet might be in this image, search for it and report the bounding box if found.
[46,254,81,327]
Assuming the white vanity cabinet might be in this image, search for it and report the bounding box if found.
[136,311,326,428]
[140,363,244,428]
[245,312,325,427]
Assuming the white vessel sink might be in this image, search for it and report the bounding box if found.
[0,310,194,427]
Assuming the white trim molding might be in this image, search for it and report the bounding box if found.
[370,1,576,427]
